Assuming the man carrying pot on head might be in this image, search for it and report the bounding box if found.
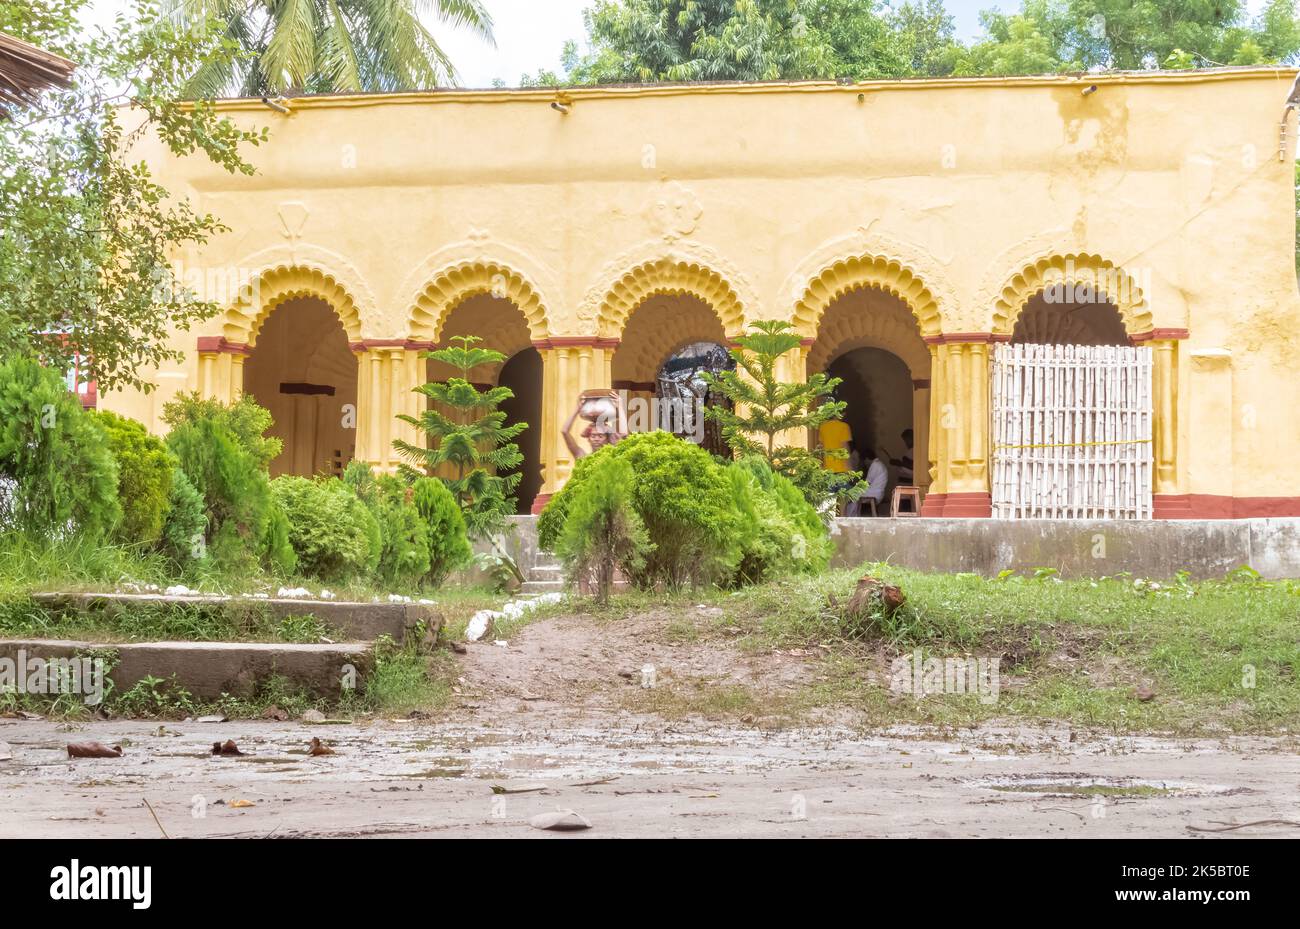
[563,388,627,460]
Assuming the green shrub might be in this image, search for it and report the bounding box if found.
[347,464,433,588]
[162,393,281,469]
[726,462,784,586]
[373,477,432,587]
[0,355,120,539]
[540,431,738,589]
[165,414,270,574]
[160,467,206,565]
[412,476,472,585]
[260,496,297,576]
[555,453,651,604]
[92,410,175,545]
[727,457,831,584]
[271,475,377,582]
[341,458,375,497]
[162,393,290,575]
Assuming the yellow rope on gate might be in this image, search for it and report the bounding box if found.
[994,439,1153,451]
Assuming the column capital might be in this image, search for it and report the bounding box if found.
[924,332,1009,345]
[1130,327,1190,343]
[196,336,250,356]
[532,336,621,351]
[349,339,435,353]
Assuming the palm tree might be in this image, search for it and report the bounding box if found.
[169,0,493,97]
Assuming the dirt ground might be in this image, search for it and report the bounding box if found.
[2,611,1298,839]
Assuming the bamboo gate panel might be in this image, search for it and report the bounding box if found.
[992,343,1153,519]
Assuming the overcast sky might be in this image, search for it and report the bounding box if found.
[83,0,1275,89]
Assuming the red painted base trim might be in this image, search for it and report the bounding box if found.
[938,492,993,517]
[1155,494,1300,519]
[530,493,552,515]
[1152,494,1197,519]
[917,492,991,517]
[920,493,947,517]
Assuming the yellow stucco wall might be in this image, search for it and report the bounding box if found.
[103,68,1300,516]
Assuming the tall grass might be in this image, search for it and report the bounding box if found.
[0,531,173,596]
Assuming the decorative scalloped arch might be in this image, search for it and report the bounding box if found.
[989,252,1153,337]
[407,260,551,343]
[807,293,931,376]
[793,254,943,340]
[594,255,746,339]
[1011,296,1129,346]
[611,294,728,384]
[226,264,365,347]
[579,239,758,336]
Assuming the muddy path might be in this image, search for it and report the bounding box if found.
[454,605,814,719]
[3,613,1298,838]
[2,716,1298,838]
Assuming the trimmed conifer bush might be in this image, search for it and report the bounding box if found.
[0,355,120,540]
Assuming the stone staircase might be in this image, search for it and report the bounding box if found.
[15,596,442,700]
[519,552,565,594]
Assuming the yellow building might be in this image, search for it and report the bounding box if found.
[105,67,1300,519]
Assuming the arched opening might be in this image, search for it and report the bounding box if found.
[826,346,914,477]
[807,287,930,514]
[1011,291,1128,346]
[611,293,729,452]
[243,296,358,478]
[497,347,543,514]
[994,278,1153,519]
[656,340,734,457]
[427,292,541,514]
[990,253,1151,341]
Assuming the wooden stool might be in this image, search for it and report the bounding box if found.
[847,498,877,517]
[891,486,921,517]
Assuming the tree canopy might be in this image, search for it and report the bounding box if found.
[524,0,1300,86]
[167,0,494,96]
[0,0,265,394]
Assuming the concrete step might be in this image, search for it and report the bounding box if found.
[528,565,564,578]
[519,580,565,594]
[30,592,441,645]
[0,639,372,701]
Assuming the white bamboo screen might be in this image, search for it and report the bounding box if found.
[992,343,1153,519]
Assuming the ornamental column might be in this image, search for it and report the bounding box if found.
[785,338,814,453]
[921,335,993,517]
[352,340,426,474]
[532,337,618,512]
[1135,328,1189,517]
[195,337,249,404]
[912,375,931,494]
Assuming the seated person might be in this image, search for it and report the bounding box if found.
[848,446,889,516]
[889,428,915,485]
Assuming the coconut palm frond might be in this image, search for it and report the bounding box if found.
[171,0,488,95]
[262,0,319,90]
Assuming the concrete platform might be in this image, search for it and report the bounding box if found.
[30,592,440,644]
[0,638,372,700]
[498,513,1300,581]
[831,517,1300,580]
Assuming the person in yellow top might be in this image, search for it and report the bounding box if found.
[819,418,851,473]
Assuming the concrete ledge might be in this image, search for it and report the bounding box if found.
[30,593,440,644]
[0,639,372,700]
[831,517,1300,579]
